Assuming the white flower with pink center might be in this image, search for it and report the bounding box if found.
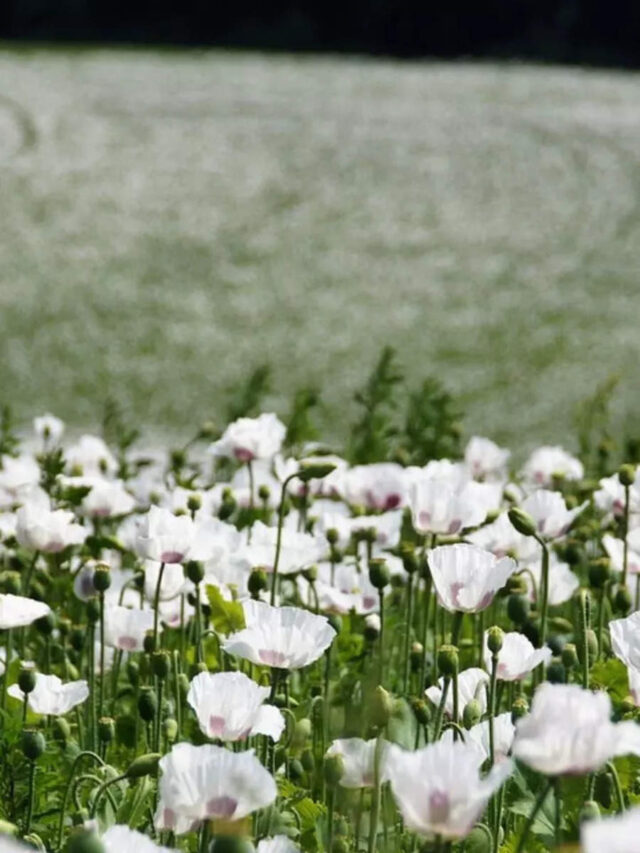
[223,599,336,670]
[520,445,583,487]
[425,667,489,720]
[208,413,286,463]
[154,743,276,835]
[464,436,510,482]
[409,478,501,536]
[136,506,195,564]
[104,604,155,651]
[427,543,516,613]
[341,463,408,511]
[582,804,640,852]
[16,498,87,553]
[0,594,50,629]
[518,490,588,541]
[513,683,640,775]
[482,630,551,681]
[386,740,512,840]
[186,671,284,742]
[325,738,390,788]
[8,672,88,716]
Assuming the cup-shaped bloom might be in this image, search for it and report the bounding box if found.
[143,561,186,603]
[518,490,587,541]
[603,532,640,577]
[468,512,540,562]
[610,612,640,703]
[325,738,390,788]
[427,544,516,613]
[386,740,512,840]
[80,479,136,518]
[342,463,407,511]
[521,552,579,606]
[0,455,41,506]
[409,479,500,536]
[442,712,515,763]
[595,471,640,519]
[464,436,510,482]
[8,672,88,715]
[483,631,551,681]
[104,604,155,651]
[102,825,173,853]
[581,804,640,853]
[301,560,379,614]
[187,671,285,741]
[0,594,50,629]
[314,508,403,550]
[209,413,286,462]
[223,600,336,669]
[136,506,195,564]
[512,683,640,775]
[155,742,277,834]
[425,667,489,719]
[16,501,87,553]
[241,521,326,576]
[520,445,583,486]
[33,413,64,444]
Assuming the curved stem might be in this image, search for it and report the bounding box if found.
[56,750,107,850]
[89,772,127,819]
[607,761,626,813]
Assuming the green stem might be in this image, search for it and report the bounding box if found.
[607,761,626,813]
[99,591,105,718]
[56,751,106,850]
[173,651,182,741]
[378,590,385,688]
[367,733,384,853]
[1,627,12,711]
[89,772,127,818]
[622,484,630,588]
[419,575,433,694]
[515,778,553,853]
[152,562,166,650]
[538,542,550,655]
[488,652,498,766]
[402,572,414,695]
[24,760,36,834]
[271,474,297,606]
[327,788,335,852]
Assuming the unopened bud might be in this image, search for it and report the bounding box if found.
[125,752,161,779]
[138,687,157,722]
[163,718,178,742]
[463,698,483,729]
[187,494,202,513]
[437,644,459,678]
[326,528,339,546]
[370,685,392,729]
[619,464,636,488]
[561,643,579,670]
[368,559,390,591]
[18,663,37,694]
[22,729,46,761]
[93,565,111,593]
[511,696,529,722]
[297,462,336,482]
[508,507,538,538]
[546,659,566,684]
[487,626,504,655]
[151,651,170,680]
[98,717,115,744]
[410,698,431,726]
[323,753,345,787]
[615,585,632,615]
[185,561,204,585]
[579,800,601,823]
[248,568,268,596]
[588,558,611,590]
[507,594,530,626]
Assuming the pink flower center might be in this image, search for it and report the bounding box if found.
[160,550,185,563]
[207,796,237,818]
[208,715,226,738]
[234,448,254,463]
[259,649,287,667]
[429,790,450,825]
[118,636,138,651]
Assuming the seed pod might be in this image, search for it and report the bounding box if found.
[22,729,46,761]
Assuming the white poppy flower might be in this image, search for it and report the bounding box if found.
[425,667,489,719]
[8,672,88,715]
[386,740,512,840]
[102,825,173,853]
[314,509,403,550]
[464,436,510,482]
[325,738,390,788]
[0,455,41,506]
[136,506,195,564]
[33,413,64,444]
[104,605,155,651]
[209,413,286,463]
[223,599,336,669]
[0,834,34,853]
[522,552,579,606]
[483,631,551,681]
[468,511,540,562]
[519,490,588,541]
[603,533,640,577]
[512,683,640,775]
[0,594,50,629]
[341,463,407,511]
[16,500,87,553]
[257,837,300,853]
[520,446,583,487]
[409,479,500,536]
[155,742,277,834]
[80,478,136,518]
[581,803,640,852]
[427,544,517,613]
[74,563,136,605]
[241,521,326,576]
[610,612,640,704]
[144,561,186,603]
[187,671,285,742]
[441,712,515,763]
[66,435,118,478]
[594,471,640,519]
[300,560,379,615]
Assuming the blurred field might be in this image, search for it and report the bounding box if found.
[2,47,640,449]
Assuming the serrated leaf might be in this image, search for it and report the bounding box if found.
[205,584,246,634]
[590,658,628,702]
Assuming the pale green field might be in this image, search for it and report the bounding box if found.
[2,48,640,450]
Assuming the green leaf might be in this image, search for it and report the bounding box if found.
[116,776,154,829]
[590,658,629,703]
[205,585,246,635]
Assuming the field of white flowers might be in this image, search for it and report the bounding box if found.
[2,396,640,852]
[2,50,640,447]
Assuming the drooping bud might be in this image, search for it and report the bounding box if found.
[125,752,161,779]
[297,462,337,482]
[508,507,538,538]
[370,685,392,729]
[463,698,483,729]
[437,644,459,678]
[323,753,345,787]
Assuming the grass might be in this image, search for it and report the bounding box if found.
[2,46,640,450]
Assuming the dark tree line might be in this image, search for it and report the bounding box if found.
[1,0,639,67]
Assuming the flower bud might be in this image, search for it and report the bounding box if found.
[508,507,538,538]
[614,585,632,616]
[410,642,424,673]
[143,634,155,655]
[324,753,345,787]
[66,828,105,853]
[368,559,390,591]
[126,660,140,687]
[410,698,431,726]
[437,644,459,678]
[487,626,504,655]
[370,685,392,729]
[70,627,85,652]
[187,494,202,514]
[504,574,528,596]
[619,464,636,487]
[511,696,529,722]
[86,598,100,624]
[297,462,336,482]
[301,749,315,772]
[184,560,204,585]
[579,800,601,823]
[561,643,579,670]
[163,718,178,742]
[151,651,170,680]
[289,758,304,781]
[208,838,254,853]
[248,568,268,597]
[178,672,190,699]
[93,565,111,593]
[98,717,115,744]
[18,663,37,694]
[507,594,530,626]
[588,558,611,590]
[326,528,339,546]
[400,544,419,575]
[303,565,318,583]
[22,729,46,761]
[138,687,157,722]
[35,612,56,636]
[125,752,161,779]
[463,698,483,729]
[546,659,566,684]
